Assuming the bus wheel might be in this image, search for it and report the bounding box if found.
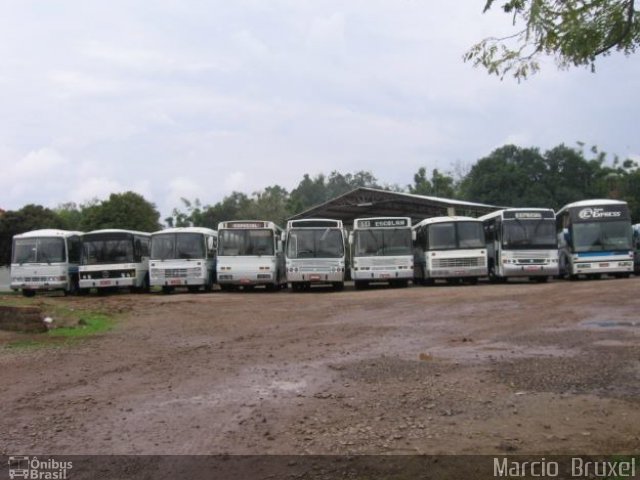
[161,286,174,294]
[466,277,479,285]
[354,280,368,290]
[534,276,549,283]
[22,289,36,298]
[333,282,344,291]
[187,286,200,293]
[77,288,90,296]
[423,278,435,286]
[393,280,409,288]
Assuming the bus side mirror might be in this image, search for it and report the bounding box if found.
[348,233,353,245]
[563,228,570,243]
[207,237,214,250]
[411,231,417,242]
[281,232,286,242]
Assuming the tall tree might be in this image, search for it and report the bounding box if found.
[408,167,456,198]
[465,0,640,79]
[80,192,161,232]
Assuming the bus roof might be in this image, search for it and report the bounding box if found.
[152,227,217,236]
[479,208,555,222]
[556,199,628,215]
[83,229,151,237]
[218,220,282,231]
[13,229,83,239]
[413,216,480,228]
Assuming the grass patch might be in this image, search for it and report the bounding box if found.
[48,313,113,338]
[0,294,116,350]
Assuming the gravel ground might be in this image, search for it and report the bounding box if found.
[0,277,639,455]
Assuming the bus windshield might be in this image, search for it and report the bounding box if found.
[12,238,66,264]
[151,233,205,260]
[219,229,274,256]
[572,221,632,252]
[428,222,484,250]
[287,228,344,259]
[82,235,134,265]
[354,228,412,257]
[502,219,556,249]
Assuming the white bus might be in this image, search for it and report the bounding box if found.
[633,223,640,274]
[150,227,217,293]
[10,229,83,297]
[79,229,151,293]
[556,199,633,279]
[349,217,413,289]
[216,221,285,291]
[285,218,346,291]
[480,208,559,282]
[413,217,487,285]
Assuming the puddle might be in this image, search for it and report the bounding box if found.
[582,320,640,328]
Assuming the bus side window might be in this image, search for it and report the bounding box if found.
[68,236,82,263]
[206,236,215,257]
[141,237,150,257]
[134,239,142,262]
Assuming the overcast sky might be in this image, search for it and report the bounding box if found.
[1,0,639,217]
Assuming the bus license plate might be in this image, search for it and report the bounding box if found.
[99,280,112,286]
[309,274,321,281]
[599,263,610,268]
[379,273,390,278]
[169,279,182,285]
[240,279,251,284]
[525,266,539,271]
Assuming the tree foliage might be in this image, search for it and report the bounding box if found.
[408,167,457,198]
[79,192,161,232]
[465,0,640,79]
[0,204,65,265]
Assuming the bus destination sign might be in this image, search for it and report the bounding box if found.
[226,222,266,229]
[571,205,630,222]
[503,210,554,220]
[357,218,409,228]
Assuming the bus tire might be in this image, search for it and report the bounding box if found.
[22,289,36,298]
[77,288,90,296]
[161,286,174,294]
[393,280,409,288]
[333,282,344,291]
[534,276,549,283]
[466,277,479,285]
[187,286,200,293]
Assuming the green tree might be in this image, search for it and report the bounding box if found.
[465,0,640,79]
[0,204,65,265]
[165,198,205,228]
[80,192,161,232]
[55,202,84,231]
[250,185,291,226]
[198,192,254,229]
[408,167,456,198]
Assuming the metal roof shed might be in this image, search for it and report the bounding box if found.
[288,187,501,226]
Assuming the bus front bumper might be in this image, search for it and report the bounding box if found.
[572,260,633,275]
[352,269,413,281]
[427,267,487,278]
[79,277,137,289]
[11,279,67,291]
[287,271,344,284]
[217,271,275,285]
[150,276,207,287]
[502,264,559,277]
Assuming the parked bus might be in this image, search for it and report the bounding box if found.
[480,208,558,282]
[633,224,640,274]
[79,229,151,293]
[10,229,83,297]
[150,227,217,293]
[216,221,285,291]
[349,217,413,289]
[285,218,346,291]
[413,216,487,285]
[556,199,633,279]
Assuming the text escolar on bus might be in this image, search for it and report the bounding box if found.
[350,217,413,289]
[217,221,286,291]
[150,227,217,294]
[480,208,559,283]
[413,216,487,285]
[284,219,346,292]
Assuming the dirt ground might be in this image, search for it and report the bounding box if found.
[1,277,639,456]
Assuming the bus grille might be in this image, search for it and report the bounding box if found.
[432,257,485,268]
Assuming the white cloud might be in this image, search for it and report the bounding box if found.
[224,171,246,193]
